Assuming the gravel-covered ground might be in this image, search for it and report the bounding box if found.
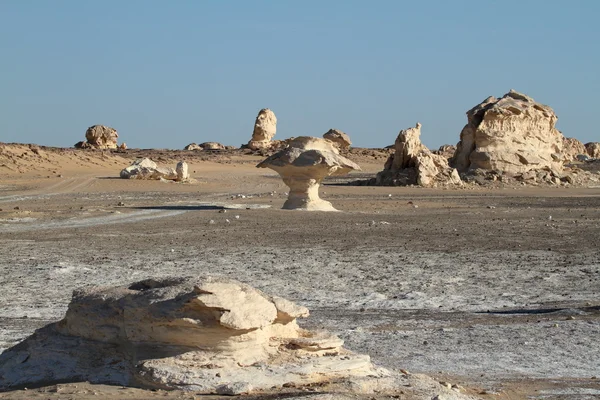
[0,154,599,399]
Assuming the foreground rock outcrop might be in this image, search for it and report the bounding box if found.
[120,158,189,181]
[0,276,399,395]
[375,123,461,187]
[323,129,352,150]
[247,108,277,150]
[74,125,120,149]
[451,90,564,174]
[257,137,360,211]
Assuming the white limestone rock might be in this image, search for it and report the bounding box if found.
[0,276,385,394]
[323,129,352,150]
[75,125,119,149]
[257,137,361,211]
[451,90,564,174]
[119,158,178,181]
[248,108,277,150]
[375,123,461,187]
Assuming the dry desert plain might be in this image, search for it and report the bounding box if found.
[0,144,599,399]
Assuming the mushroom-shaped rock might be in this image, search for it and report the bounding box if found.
[323,129,352,150]
[257,137,360,211]
[0,276,392,394]
[248,108,277,150]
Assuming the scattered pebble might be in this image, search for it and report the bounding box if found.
[218,209,227,213]
[225,219,231,223]
[234,215,240,219]
[209,220,215,225]
[117,201,125,207]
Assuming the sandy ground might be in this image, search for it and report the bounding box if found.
[0,144,599,399]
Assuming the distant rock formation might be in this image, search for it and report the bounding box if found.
[375,123,461,187]
[585,142,600,158]
[451,90,563,174]
[433,144,457,158]
[0,276,394,394]
[323,129,352,150]
[257,137,360,211]
[199,142,225,150]
[247,109,277,150]
[120,158,189,181]
[184,143,202,150]
[562,137,586,162]
[184,142,225,151]
[75,125,119,149]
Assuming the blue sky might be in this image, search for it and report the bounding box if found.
[1,1,598,149]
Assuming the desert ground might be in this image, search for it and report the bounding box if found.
[0,144,599,399]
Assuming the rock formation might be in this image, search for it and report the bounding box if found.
[375,123,461,187]
[75,125,119,149]
[451,90,564,174]
[323,129,352,150]
[257,137,360,211]
[176,161,188,181]
[562,137,586,162]
[433,144,457,158]
[120,158,189,181]
[199,142,225,150]
[184,143,202,150]
[247,108,277,150]
[586,142,600,158]
[0,276,390,394]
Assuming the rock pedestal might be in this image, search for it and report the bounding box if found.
[257,137,360,211]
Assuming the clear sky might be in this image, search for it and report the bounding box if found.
[1,1,598,149]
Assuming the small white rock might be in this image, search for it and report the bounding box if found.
[209,220,215,225]
[235,215,240,219]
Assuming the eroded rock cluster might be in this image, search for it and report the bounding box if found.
[75,125,120,149]
[0,276,391,394]
[120,158,190,181]
[257,137,360,211]
[375,123,461,187]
